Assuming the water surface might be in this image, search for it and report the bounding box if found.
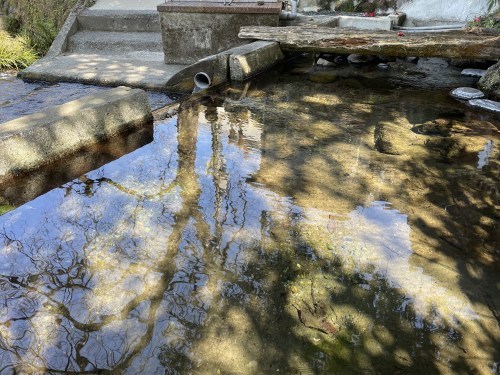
[0,64,498,374]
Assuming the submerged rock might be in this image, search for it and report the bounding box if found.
[450,87,485,100]
[307,70,338,83]
[468,99,500,113]
[377,63,389,70]
[412,119,452,136]
[478,61,500,100]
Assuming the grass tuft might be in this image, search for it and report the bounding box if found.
[0,30,38,70]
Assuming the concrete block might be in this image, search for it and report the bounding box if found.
[338,16,392,30]
[157,3,281,64]
[0,87,152,180]
[229,41,284,81]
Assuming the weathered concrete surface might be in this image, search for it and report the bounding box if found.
[44,0,85,59]
[20,53,185,90]
[229,41,284,81]
[338,15,392,31]
[21,3,176,90]
[77,9,161,32]
[157,2,281,64]
[239,27,500,59]
[164,41,285,92]
[0,87,152,180]
[479,61,500,100]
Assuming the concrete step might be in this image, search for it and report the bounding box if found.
[68,31,163,54]
[77,10,161,32]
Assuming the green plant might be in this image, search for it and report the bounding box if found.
[0,30,38,70]
[487,0,499,12]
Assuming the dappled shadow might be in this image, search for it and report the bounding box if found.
[0,61,498,374]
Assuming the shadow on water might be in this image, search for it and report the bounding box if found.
[0,62,498,374]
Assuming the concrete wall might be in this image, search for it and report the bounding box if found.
[397,0,492,23]
[158,3,281,64]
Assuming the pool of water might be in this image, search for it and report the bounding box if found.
[0,60,498,374]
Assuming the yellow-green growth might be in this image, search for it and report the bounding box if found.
[0,30,38,69]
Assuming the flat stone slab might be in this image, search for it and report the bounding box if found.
[461,69,486,77]
[450,87,485,100]
[239,27,500,59]
[0,87,152,180]
[468,99,500,113]
[20,54,185,90]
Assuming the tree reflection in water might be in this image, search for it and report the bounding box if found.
[0,89,498,374]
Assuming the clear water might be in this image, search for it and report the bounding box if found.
[0,61,498,374]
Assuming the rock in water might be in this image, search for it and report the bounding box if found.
[450,87,485,100]
[347,54,375,64]
[478,61,500,100]
[468,99,500,113]
[461,69,486,77]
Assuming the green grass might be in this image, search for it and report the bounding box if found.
[0,30,38,70]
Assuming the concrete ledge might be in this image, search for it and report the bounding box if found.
[0,87,152,180]
[45,0,87,58]
[229,41,284,81]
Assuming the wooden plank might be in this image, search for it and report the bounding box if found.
[239,26,500,59]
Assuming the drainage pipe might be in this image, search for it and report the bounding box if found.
[393,24,465,32]
[193,72,212,93]
[280,0,297,20]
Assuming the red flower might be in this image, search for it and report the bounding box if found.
[474,17,481,22]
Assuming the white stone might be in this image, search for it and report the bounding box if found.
[316,58,335,67]
[461,69,486,77]
[450,87,485,100]
[468,99,500,113]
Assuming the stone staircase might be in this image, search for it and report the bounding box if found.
[69,10,163,57]
[21,7,185,90]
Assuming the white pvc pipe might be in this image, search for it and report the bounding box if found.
[193,72,211,93]
[394,24,465,31]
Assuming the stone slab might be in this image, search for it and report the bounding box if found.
[0,87,152,180]
[229,41,285,81]
[461,69,486,77]
[450,87,485,100]
[468,99,500,113]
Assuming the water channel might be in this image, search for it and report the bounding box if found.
[0,57,498,374]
